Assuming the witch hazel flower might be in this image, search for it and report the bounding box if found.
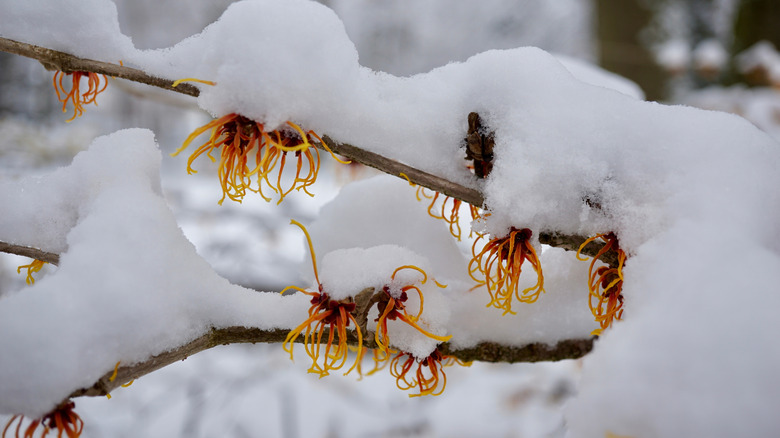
[373,265,451,361]
[469,227,545,315]
[3,401,83,438]
[577,233,627,335]
[282,220,364,378]
[172,113,347,205]
[52,71,107,122]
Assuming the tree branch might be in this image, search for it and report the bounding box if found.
[0,37,200,97]
[0,242,60,265]
[69,324,594,398]
[69,287,594,398]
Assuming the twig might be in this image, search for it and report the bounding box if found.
[0,242,60,265]
[0,37,200,97]
[320,135,484,205]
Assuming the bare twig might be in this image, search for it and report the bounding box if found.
[0,242,60,265]
[319,136,484,205]
[0,37,200,97]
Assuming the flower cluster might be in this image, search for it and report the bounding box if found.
[390,349,447,397]
[577,233,627,335]
[283,290,363,377]
[373,265,451,360]
[3,401,83,438]
[469,227,545,315]
[172,114,346,205]
[52,71,107,122]
[282,220,363,377]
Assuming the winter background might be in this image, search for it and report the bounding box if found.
[1,0,779,437]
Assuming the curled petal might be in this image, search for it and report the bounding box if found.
[469,228,545,314]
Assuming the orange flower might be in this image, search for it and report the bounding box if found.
[3,401,83,438]
[374,265,451,360]
[577,233,627,335]
[16,260,46,285]
[416,187,482,241]
[52,71,107,122]
[282,220,363,377]
[390,349,448,397]
[172,114,346,205]
[284,290,362,377]
[469,227,545,315]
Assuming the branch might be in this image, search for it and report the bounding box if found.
[69,324,594,398]
[0,37,200,97]
[0,242,60,265]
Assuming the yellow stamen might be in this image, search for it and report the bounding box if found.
[399,173,415,186]
[392,265,428,284]
[108,361,121,382]
[290,219,319,286]
[16,259,46,285]
[414,187,483,241]
[171,77,216,87]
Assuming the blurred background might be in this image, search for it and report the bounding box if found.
[1,0,778,436]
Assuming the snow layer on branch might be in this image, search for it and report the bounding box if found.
[309,175,596,353]
[0,130,309,417]
[0,0,135,62]
[318,245,429,301]
[127,0,643,186]
[307,175,469,283]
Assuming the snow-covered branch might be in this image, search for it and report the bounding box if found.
[0,37,619,266]
[69,325,594,399]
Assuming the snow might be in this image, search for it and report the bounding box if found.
[556,55,645,100]
[318,245,430,301]
[307,175,470,283]
[692,38,728,71]
[1,0,780,436]
[735,40,780,84]
[655,39,690,73]
[567,224,780,437]
[0,0,135,62]
[0,130,309,417]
